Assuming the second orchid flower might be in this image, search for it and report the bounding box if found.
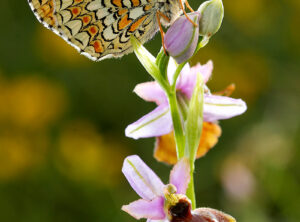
[125,59,247,141]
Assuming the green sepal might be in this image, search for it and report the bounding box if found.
[130,36,168,90]
[196,36,210,54]
[156,48,170,80]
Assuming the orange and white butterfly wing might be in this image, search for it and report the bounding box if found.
[28,0,58,29]
[28,0,159,61]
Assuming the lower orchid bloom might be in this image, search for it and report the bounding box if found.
[122,155,236,222]
[125,58,247,140]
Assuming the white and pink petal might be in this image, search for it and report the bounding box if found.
[147,219,169,222]
[197,60,213,84]
[122,155,165,200]
[134,82,167,105]
[122,197,165,220]
[177,61,213,99]
[125,105,173,139]
[203,95,247,122]
[169,158,190,194]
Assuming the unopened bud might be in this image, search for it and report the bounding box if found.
[164,12,201,64]
[198,0,224,37]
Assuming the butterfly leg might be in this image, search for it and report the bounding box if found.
[156,11,170,55]
[185,0,194,12]
[179,0,198,27]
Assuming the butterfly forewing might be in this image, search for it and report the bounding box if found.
[28,0,160,61]
[28,0,58,29]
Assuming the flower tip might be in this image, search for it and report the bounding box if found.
[124,126,138,139]
[121,203,143,220]
[121,155,140,177]
[191,60,214,84]
[204,60,214,80]
[123,154,139,162]
[121,204,129,214]
[207,60,214,68]
[237,99,247,114]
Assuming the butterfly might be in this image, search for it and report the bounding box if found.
[27,0,190,61]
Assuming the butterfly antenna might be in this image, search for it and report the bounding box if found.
[185,0,194,12]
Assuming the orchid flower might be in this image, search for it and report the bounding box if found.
[122,155,235,222]
[125,59,247,140]
[121,155,190,221]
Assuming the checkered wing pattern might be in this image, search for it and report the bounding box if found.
[28,0,159,61]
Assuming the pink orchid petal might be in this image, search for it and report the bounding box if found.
[198,60,213,84]
[167,57,191,84]
[122,155,165,200]
[122,197,165,220]
[170,158,190,194]
[125,105,172,139]
[134,82,167,105]
[177,61,213,99]
[203,95,247,122]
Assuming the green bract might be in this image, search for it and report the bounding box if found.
[130,36,168,91]
[185,73,204,168]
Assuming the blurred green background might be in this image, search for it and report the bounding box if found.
[0,0,299,221]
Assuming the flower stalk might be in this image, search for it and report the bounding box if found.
[167,60,189,160]
[166,90,185,160]
[186,171,196,209]
[185,74,205,209]
[125,1,246,218]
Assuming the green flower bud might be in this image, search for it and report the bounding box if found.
[198,0,224,37]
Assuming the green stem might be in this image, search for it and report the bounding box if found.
[161,61,188,160]
[166,91,185,159]
[165,60,200,208]
[186,169,196,209]
[171,62,187,90]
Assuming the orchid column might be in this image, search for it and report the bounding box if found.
[123,0,247,220]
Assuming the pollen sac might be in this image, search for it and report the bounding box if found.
[198,0,224,37]
[164,12,201,64]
